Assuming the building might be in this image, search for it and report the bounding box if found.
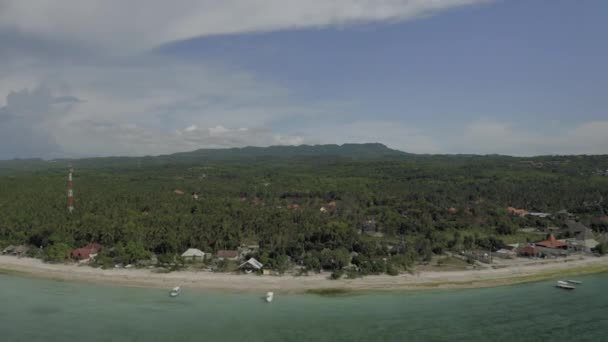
[216,250,239,261]
[2,245,29,256]
[71,243,102,260]
[494,248,516,259]
[565,220,593,240]
[181,248,206,261]
[239,257,263,273]
[174,189,185,195]
[448,207,458,215]
[535,234,567,249]
[518,246,539,257]
[507,207,529,217]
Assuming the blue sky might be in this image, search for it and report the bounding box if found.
[0,0,607,158]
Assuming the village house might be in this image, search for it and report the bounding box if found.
[507,207,529,217]
[239,257,264,273]
[518,246,540,257]
[216,250,240,261]
[181,248,206,261]
[2,245,29,257]
[71,243,102,260]
[494,248,516,259]
[174,189,185,195]
[565,220,594,240]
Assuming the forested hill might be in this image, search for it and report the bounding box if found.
[0,143,408,172]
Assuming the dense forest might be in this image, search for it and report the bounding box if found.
[1,143,607,276]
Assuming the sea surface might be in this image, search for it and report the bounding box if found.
[1,272,607,342]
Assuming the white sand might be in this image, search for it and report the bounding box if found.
[1,255,607,293]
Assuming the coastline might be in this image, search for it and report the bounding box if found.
[1,255,607,294]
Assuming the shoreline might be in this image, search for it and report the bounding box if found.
[1,255,607,294]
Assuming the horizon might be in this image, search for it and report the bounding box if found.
[1,142,606,162]
[1,1,607,159]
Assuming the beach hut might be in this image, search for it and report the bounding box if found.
[181,248,206,261]
[239,258,264,273]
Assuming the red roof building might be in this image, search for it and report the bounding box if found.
[174,190,185,195]
[535,234,567,249]
[327,201,337,207]
[507,206,529,217]
[71,243,103,260]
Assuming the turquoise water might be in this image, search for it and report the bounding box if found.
[1,273,607,341]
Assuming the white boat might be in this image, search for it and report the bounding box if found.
[566,280,582,285]
[265,291,274,303]
[170,286,181,297]
[556,281,575,290]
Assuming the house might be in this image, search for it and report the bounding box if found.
[239,257,263,273]
[71,243,102,260]
[518,246,540,257]
[181,248,206,261]
[1,245,15,254]
[494,248,516,259]
[507,207,529,217]
[71,248,95,260]
[216,250,239,261]
[174,189,185,195]
[327,201,337,207]
[565,220,593,240]
[535,234,567,249]
[448,207,458,215]
[2,245,29,256]
[567,239,600,253]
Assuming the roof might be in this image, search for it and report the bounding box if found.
[217,250,239,258]
[181,248,205,257]
[535,234,567,248]
[84,243,102,252]
[174,189,185,195]
[327,201,337,207]
[239,257,263,270]
[71,248,93,259]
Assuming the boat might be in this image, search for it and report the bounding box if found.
[265,291,274,303]
[556,281,575,290]
[170,286,181,297]
[566,280,582,285]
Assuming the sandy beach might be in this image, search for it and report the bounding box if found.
[1,255,607,293]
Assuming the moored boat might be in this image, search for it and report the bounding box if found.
[556,281,575,290]
[265,291,274,303]
[170,286,181,297]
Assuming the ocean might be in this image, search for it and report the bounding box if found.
[0,273,607,341]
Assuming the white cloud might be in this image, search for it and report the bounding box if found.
[0,0,487,52]
[0,58,341,158]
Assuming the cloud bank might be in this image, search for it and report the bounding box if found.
[0,0,487,52]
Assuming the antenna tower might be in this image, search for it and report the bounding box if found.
[67,166,74,213]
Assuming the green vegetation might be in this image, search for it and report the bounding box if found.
[1,144,607,276]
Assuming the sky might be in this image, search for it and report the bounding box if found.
[0,0,607,159]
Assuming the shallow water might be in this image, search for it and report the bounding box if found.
[1,273,607,341]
